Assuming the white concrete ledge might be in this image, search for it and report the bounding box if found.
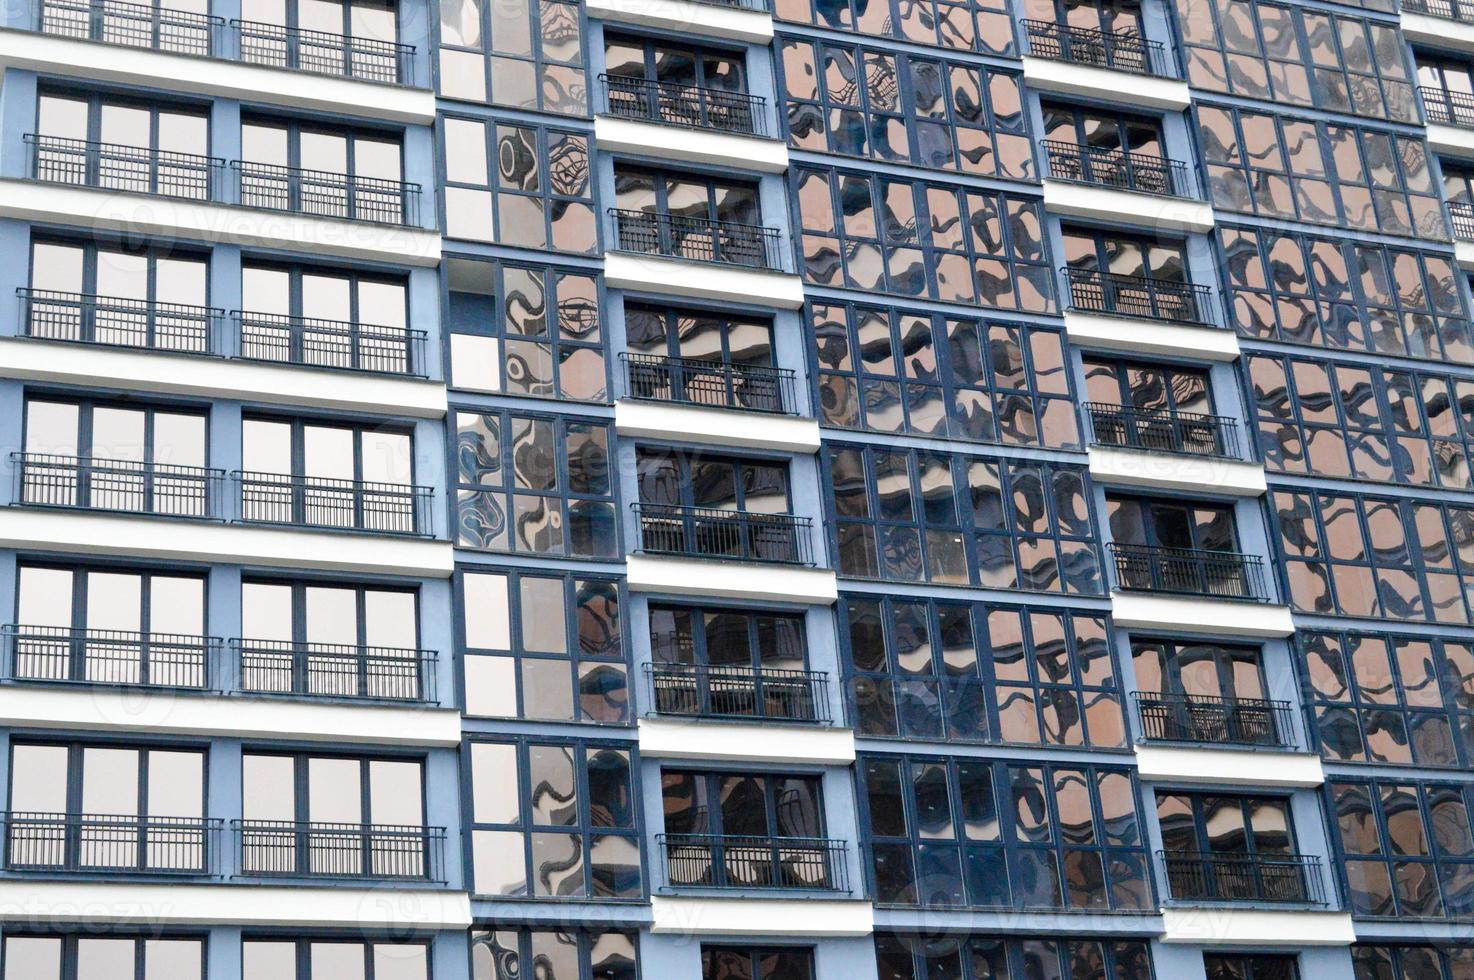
[0,508,454,578]
[1088,447,1266,497]
[0,337,447,419]
[1110,592,1295,638]
[638,716,854,765]
[1043,181,1214,233]
[1457,239,1474,273]
[1022,56,1190,110]
[650,895,872,937]
[595,116,788,173]
[0,684,461,747]
[615,400,820,453]
[1064,311,1241,361]
[586,0,774,42]
[626,554,837,604]
[1134,745,1325,788]
[605,251,804,309]
[1402,11,1474,53]
[1427,123,1474,161]
[0,28,435,124]
[1160,907,1354,946]
[0,880,472,929]
[0,180,441,267]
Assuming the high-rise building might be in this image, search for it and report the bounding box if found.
[0,0,1469,975]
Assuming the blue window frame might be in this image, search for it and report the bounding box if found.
[436,0,587,115]
[1352,945,1474,979]
[874,932,1156,980]
[773,0,1016,57]
[1,934,206,979]
[471,928,639,980]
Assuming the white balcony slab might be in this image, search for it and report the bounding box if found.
[1428,123,1474,161]
[1134,745,1325,788]
[650,896,872,937]
[0,508,454,578]
[1110,592,1296,638]
[1064,311,1241,361]
[0,180,441,267]
[586,0,774,42]
[1402,11,1474,53]
[638,717,855,765]
[0,685,460,746]
[626,554,837,604]
[0,28,434,124]
[0,880,472,929]
[0,337,447,418]
[615,399,820,453]
[1021,56,1191,110]
[1043,181,1214,233]
[595,116,788,173]
[605,251,804,309]
[1088,447,1267,497]
[1160,908,1355,946]
[1457,239,1474,272]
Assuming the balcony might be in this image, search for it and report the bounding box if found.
[27,134,222,201]
[4,811,220,875]
[1161,851,1326,906]
[1086,403,1241,459]
[1405,0,1474,19]
[233,639,436,703]
[234,161,419,225]
[3,624,214,689]
[1451,201,1474,241]
[1064,268,1216,326]
[1110,543,1269,601]
[645,661,830,723]
[633,503,813,565]
[19,288,219,354]
[234,19,414,85]
[37,0,222,56]
[235,312,427,376]
[236,472,432,536]
[602,73,769,138]
[1134,691,1294,748]
[608,208,786,271]
[658,833,848,891]
[1421,86,1474,129]
[13,452,225,519]
[1022,19,1175,77]
[622,353,796,415]
[1043,140,1194,198]
[234,819,445,881]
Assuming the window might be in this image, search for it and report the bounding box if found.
[13,564,206,687]
[1219,225,1471,362]
[828,444,1101,593]
[1173,0,1413,120]
[1329,779,1474,919]
[467,738,640,899]
[1042,104,1165,157]
[2,935,203,980]
[1249,353,1474,488]
[1272,490,1474,624]
[240,118,405,223]
[1132,638,1266,702]
[874,932,1155,980]
[35,90,210,198]
[1205,955,1299,980]
[438,0,585,114]
[811,301,1077,447]
[240,261,411,373]
[1082,358,1222,451]
[1107,496,1237,552]
[636,448,791,512]
[242,939,427,980]
[1298,630,1474,769]
[1064,227,1185,281]
[839,596,1125,748]
[445,257,604,400]
[627,303,774,372]
[703,947,814,980]
[239,0,399,78]
[471,929,638,980]
[442,119,594,251]
[1157,792,1296,857]
[1352,945,1474,980]
[858,755,1151,911]
[1197,105,1444,239]
[606,34,745,91]
[650,604,804,671]
[664,770,823,836]
[779,37,1031,178]
[454,409,616,558]
[773,0,1016,58]
[795,167,1053,311]
[459,569,626,723]
[614,166,761,229]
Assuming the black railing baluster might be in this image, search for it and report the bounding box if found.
[1132,691,1294,747]
[657,833,848,892]
[231,639,436,703]
[18,288,219,353]
[1042,140,1195,198]
[1085,403,1240,458]
[601,73,769,137]
[235,312,426,376]
[632,502,813,565]
[1022,19,1176,77]
[621,353,796,414]
[1109,543,1270,601]
[12,452,223,519]
[644,662,830,723]
[1419,85,1474,128]
[609,208,785,271]
[1063,266,1218,326]
[234,820,445,882]
[1160,850,1326,906]
[234,471,432,536]
[3,624,215,689]
[3,812,219,874]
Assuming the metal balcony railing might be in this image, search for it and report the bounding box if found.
[37,0,223,55]
[234,472,432,536]
[19,288,220,354]
[1022,19,1175,77]
[1160,851,1326,905]
[1450,201,1474,240]
[234,18,415,85]
[609,208,785,270]
[235,161,419,225]
[602,73,769,137]
[3,625,215,690]
[1420,86,1474,128]
[27,134,223,200]
[645,662,830,723]
[234,312,426,376]
[13,452,225,519]
[1404,0,1474,24]
[234,820,444,881]
[1110,543,1270,601]
[622,352,796,414]
[658,833,848,891]
[233,639,436,703]
[1042,140,1194,197]
[689,0,767,8]
[1064,267,1217,326]
[633,502,814,565]
[1133,691,1294,748]
[1086,403,1241,458]
[4,812,220,874]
